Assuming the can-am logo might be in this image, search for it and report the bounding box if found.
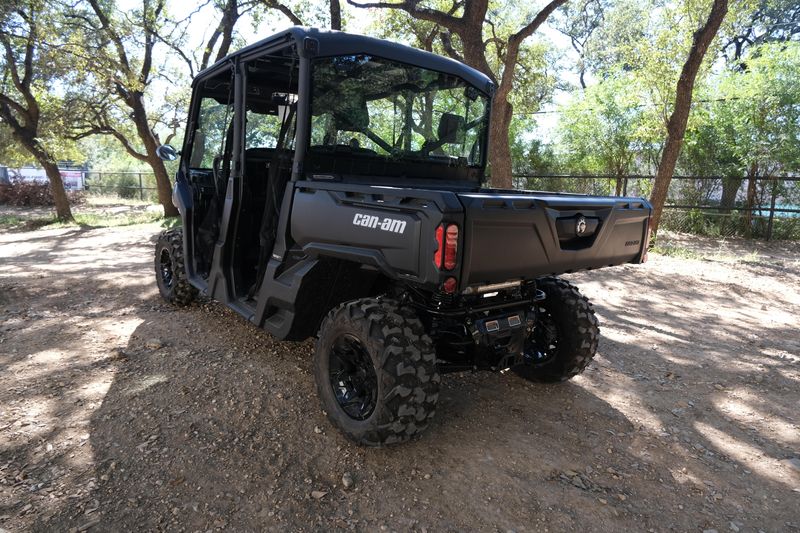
[352,213,407,234]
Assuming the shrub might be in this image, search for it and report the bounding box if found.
[0,178,85,207]
[115,174,141,199]
[0,178,52,206]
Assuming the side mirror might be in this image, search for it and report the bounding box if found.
[156,144,179,161]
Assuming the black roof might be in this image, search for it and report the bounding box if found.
[197,27,494,95]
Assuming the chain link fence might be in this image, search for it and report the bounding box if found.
[513,174,800,240]
[83,171,160,202]
[11,169,796,240]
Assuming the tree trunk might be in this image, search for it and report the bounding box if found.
[648,0,728,234]
[744,165,758,237]
[488,99,514,189]
[215,0,239,63]
[148,154,178,216]
[330,0,342,30]
[720,176,742,212]
[131,94,179,217]
[41,160,73,222]
[21,135,74,222]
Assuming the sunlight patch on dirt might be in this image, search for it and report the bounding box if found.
[693,421,791,486]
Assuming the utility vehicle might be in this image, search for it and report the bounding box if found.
[154,28,652,446]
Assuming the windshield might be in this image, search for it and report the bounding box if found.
[309,55,489,171]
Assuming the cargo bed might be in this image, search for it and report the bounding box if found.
[457,191,651,287]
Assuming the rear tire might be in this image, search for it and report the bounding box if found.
[512,277,599,383]
[313,298,440,446]
[154,229,197,306]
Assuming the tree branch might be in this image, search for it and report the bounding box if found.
[498,0,567,98]
[330,0,342,30]
[201,25,222,71]
[0,98,27,132]
[0,22,38,126]
[509,0,567,48]
[154,28,195,77]
[347,0,463,32]
[20,12,36,91]
[87,0,132,74]
[140,0,166,84]
[439,31,463,62]
[261,0,304,26]
[0,32,24,94]
[0,92,28,119]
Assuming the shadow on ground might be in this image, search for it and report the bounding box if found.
[1,225,798,532]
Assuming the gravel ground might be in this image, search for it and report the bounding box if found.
[1,224,798,532]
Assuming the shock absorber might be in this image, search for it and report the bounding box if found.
[431,288,455,310]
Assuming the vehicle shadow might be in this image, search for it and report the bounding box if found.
[5,226,796,532]
[42,289,800,532]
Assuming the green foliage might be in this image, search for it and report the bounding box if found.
[0,206,165,230]
[367,2,559,114]
[0,3,85,165]
[513,138,559,175]
[716,42,800,176]
[114,174,141,199]
[556,73,646,176]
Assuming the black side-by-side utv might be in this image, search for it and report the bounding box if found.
[154,27,651,446]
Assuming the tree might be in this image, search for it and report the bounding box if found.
[717,42,800,232]
[679,100,742,211]
[722,0,800,65]
[257,0,344,31]
[348,0,566,189]
[65,0,180,217]
[552,0,606,89]
[648,0,729,234]
[0,1,74,221]
[557,73,645,194]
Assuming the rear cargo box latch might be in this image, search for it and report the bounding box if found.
[576,216,587,235]
[556,214,600,250]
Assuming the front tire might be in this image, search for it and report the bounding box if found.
[154,228,197,306]
[313,298,440,446]
[512,277,599,383]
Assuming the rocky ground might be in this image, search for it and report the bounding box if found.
[0,223,798,532]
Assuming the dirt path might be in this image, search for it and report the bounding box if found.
[1,225,798,532]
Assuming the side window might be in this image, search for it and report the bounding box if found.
[246,111,282,149]
[245,93,297,151]
[189,97,232,169]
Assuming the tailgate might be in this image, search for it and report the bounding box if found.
[458,192,651,286]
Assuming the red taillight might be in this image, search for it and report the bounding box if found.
[434,225,444,267]
[444,225,458,270]
[442,277,458,294]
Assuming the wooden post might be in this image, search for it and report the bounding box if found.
[139,173,144,201]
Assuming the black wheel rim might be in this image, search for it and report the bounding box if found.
[523,306,559,365]
[328,334,378,420]
[159,248,174,289]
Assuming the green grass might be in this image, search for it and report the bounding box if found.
[159,216,181,229]
[74,211,166,227]
[84,194,156,207]
[0,208,178,231]
[0,214,26,228]
[651,243,762,263]
[651,244,704,260]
